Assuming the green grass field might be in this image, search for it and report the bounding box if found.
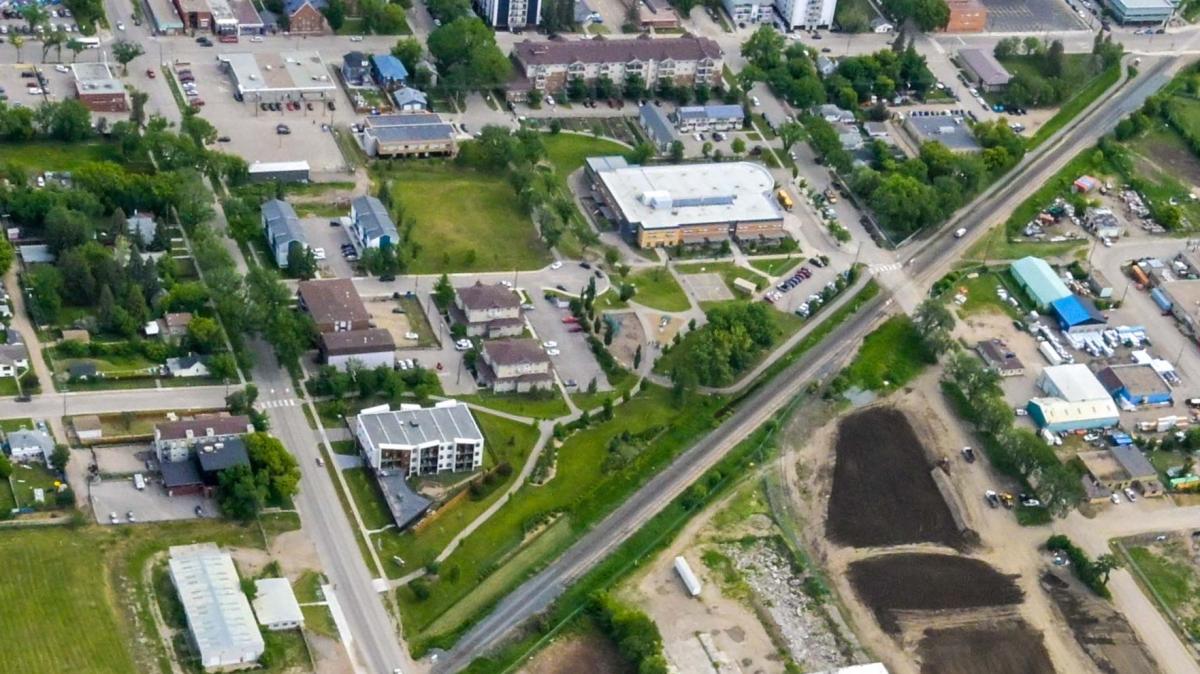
[747,257,802,277]
[542,134,629,179]
[948,271,1024,318]
[342,467,394,531]
[844,315,934,392]
[964,225,1086,263]
[627,267,690,312]
[10,463,63,508]
[0,418,35,433]
[1029,64,1120,148]
[1126,543,1200,636]
[457,391,570,420]
[386,164,552,273]
[676,262,766,293]
[0,140,125,173]
[396,385,724,652]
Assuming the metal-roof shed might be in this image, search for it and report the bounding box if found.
[1010,256,1071,308]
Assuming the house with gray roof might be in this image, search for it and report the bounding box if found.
[0,342,29,378]
[639,104,677,154]
[166,355,211,378]
[958,48,1011,92]
[361,113,458,159]
[261,199,307,269]
[6,428,54,463]
[674,104,745,131]
[392,88,428,111]
[349,195,399,250]
[478,338,553,392]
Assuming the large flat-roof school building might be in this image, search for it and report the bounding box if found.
[584,157,786,249]
[219,51,337,103]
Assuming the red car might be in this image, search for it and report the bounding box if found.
[146,68,156,78]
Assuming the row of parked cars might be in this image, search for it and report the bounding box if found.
[763,266,814,303]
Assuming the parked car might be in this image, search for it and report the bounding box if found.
[276,123,290,135]
[549,260,562,270]
[961,447,976,463]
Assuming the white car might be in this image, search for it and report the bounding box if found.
[549,261,562,270]
[348,35,363,42]
[500,280,513,288]
[1110,492,1121,504]
[1124,488,1138,502]
[35,175,44,187]
[116,21,125,30]
[542,340,558,349]
[404,331,419,340]
[546,95,556,106]
[249,35,264,42]
[55,65,69,73]
[454,339,471,351]
[751,95,760,106]
[27,88,44,96]
[312,247,326,260]
[546,348,561,356]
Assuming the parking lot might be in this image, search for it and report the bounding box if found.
[525,292,611,392]
[0,61,74,108]
[90,476,214,525]
[980,0,1087,32]
[178,59,349,171]
[302,216,357,278]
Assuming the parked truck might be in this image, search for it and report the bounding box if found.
[674,556,702,597]
[1039,340,1064,366]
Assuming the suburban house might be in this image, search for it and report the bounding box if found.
[297,279,371,332]
[975,339,1024,377]
[342,51,371,86]
[283,0,328,33]
[319,328,396,370]
[352,401,483,528]
[262,199,307,269]
[506,36,722,102]
[164,312,194,338]
[154,415,253,463]
[392,88,428,111]
[6,428,54,463]
[126,212,158,245]
[0,342,29,378]
[816,104,856,124]
[168,543,265,671]
[477,338,553,392]
[452,282,524,338]
[349,195,399,250]
[252,578,304,631]
[166,355,212,378]
[371,54,408,90]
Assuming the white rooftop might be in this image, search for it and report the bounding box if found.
[248,160,311,173]
[356,400,483,449]
[168,543,265,669]
[592,160,782,230]
[1040,364,1111,402]
[252,578,304,628]
[220,51,336,94]
[71,62,122,95]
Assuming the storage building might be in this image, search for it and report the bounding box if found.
[1078,446,1163,496]
[639,104,677,154]
[1010,256,1071,309]
[1027,364,1120,432]
[219,51,336,104]
[975,339,1024,377]
[252,578,304,631]
[71,62,128,113]
[1097,364,1173,407]
[168,543,264,671]
[957,48,1011,91]
[261,199,307,269]
[1050,295,1106,334]
[248,161,311,183]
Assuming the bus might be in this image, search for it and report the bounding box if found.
[776,188,794,211]
[76,36,100,49]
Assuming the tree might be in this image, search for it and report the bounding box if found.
[11,35,25,64]
[427,17,511,89]
[391,37,424,73]
[731,137,746,156]
[433,273,455,310]
[626,142,655,164]
[669,140,685,163]
[0,454,10,480]
[186,316,223,354]
[130,90,149,127]
[41,30,65,63]
[112,40,145,75]
[287,242,317,280]
[20,4,47,34]
[779,121,805,154]
[321,0,346,29]
[50,445,70,473]
[66,38,85,62]
[913,298,955,355]
[741,25,785,71]
[245,432,301,504]
[0,238,14,277]
[218,463,267,521]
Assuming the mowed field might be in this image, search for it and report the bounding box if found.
[387,164,552,273]
[0,527,135,674]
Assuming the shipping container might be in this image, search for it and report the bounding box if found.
[1151,287,1173,313]
[1039,341,1063,365]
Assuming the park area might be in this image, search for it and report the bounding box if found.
[394,385,726,654]
[625,268,690,312]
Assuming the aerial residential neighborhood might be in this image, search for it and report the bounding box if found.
[2,0,1200,670]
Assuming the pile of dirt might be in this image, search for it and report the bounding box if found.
[847,553,1023,634]
[520,631,633,674]
[826,407,964,548]
[917,622,1055,674]
[1042,571,1160,674]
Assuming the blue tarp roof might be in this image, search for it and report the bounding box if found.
[1109,432,1134,446]
[1051,295,1106,328]
[372,54,409,81]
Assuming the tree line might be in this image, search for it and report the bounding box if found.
[992,35,1122,109]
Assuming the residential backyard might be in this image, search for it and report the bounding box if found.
[394,385,725,654]
[384,164,553,273]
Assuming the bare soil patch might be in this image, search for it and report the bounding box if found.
[847,553,1024,635]
[519,629,633,674]
[917,622,1055,674]
[827,407,964,548]
[1041,571,1159,674]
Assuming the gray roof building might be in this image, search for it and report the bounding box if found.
[639,103,677,153]
[7,428,54,463]
[512,36,721,67]
[676,104,744,124]
[903,114,981,153]
[958,48,1012,90]
[361,113,458,158]
[252,578,304,630]
[356,401,483,451]
[195,437,250,474]
[261,199,307,268]
[392,88,428,110]
[168,543,265,671]
[349,195,399,248]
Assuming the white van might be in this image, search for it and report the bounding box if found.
[133,473,146,490]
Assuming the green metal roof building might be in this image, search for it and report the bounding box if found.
[1010,256,1072,309]
[1102,0,1174,23]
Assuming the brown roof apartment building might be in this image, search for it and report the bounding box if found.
[452,282,524,338]
[154,414,254,462]
[477,339,553,393]
[507,36,723,101]
[297,279,371,333]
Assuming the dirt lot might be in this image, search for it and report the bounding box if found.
[519,630,632,674]
[917,622,1055,674]
[606,311,645,370]
[847,553,1024,634]
[826,407,965,549]
[364,297,421,348]
[1041,571,1159,674]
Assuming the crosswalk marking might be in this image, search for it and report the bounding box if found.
[869,262,903,275]
[256,399,299,409]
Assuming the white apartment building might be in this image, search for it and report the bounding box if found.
[775,0,837,30]
[475,0,541,29]
[352,401,485,476]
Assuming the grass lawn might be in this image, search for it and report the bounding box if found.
[676,261,766,293]
[457,391,569,420]
[342,467,395,531]
[843,315,934,392]
[1029,64,1120,148]
[748,256,803,277]
[627,267,690,312]
[948,270,1024,318]
[395,385,725,652]
[965,224,1085,263]
[386,164,552,273]
[259,511,302,541]
[371,412,539,576]
[0,140,125,173]
[294,570,325,603]
[0,417,35,433]
[1126,543,1198,625]
[542,133,629,179]
[10,463,65,508]
[302,605,339,640]
[330,440,358,456]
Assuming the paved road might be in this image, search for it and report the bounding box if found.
[432,54,1188,672]
[249,341,418,674]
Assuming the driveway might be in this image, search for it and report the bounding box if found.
[525,298,610,392]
